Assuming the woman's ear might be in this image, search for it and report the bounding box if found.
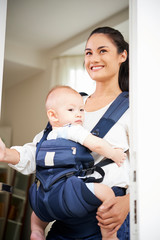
[120,50,127,63]
[47,109,58,123]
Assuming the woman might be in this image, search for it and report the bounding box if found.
[0,26,130,239]
[82,26,129,240]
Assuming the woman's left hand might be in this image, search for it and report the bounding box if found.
[96,194,129,235]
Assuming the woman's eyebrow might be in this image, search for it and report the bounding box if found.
[85,46,109,51]
[85,48,91,51]
[98,46,109,49]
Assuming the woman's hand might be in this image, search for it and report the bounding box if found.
[96,194,129,235]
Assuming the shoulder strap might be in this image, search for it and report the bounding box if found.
[91,91,129,138]
[36,122,52,158]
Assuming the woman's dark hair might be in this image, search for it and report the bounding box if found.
[88,27,129,92]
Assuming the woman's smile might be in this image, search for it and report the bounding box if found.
[90,65,104,71]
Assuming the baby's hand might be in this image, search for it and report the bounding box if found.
[112,148,127,167]
[0,138,6,161]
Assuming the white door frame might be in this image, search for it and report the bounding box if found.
[1,0,160,239]
[129,0,160,239]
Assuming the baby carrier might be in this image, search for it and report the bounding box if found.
[29,92,129,222]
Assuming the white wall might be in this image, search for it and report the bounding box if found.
[2,64,52,145]
[0,0,7,115]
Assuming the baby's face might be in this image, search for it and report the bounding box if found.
[55,93,85,126]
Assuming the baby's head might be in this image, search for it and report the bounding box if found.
[45,86,85,128]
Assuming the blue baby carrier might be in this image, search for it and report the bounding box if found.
[29,92,129,222]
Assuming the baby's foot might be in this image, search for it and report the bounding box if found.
[30,230,45,240]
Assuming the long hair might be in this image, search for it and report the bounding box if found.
[88,27,129,92]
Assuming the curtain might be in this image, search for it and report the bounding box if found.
[50,55,95,95]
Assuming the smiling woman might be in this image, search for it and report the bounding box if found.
[84,27,128,113]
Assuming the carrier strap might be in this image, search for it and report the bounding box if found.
[83,92,129,182]
[91,91,129,138]
[36,122,52,159]
[82,165,105,183]
[96,158,114,167]
[80,159,115,183]
[37,164,106,188]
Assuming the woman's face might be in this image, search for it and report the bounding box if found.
[85,33,126,83]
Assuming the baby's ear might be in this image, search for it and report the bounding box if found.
[47,109,58,123]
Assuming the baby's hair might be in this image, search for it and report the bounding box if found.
[45,85,80,110]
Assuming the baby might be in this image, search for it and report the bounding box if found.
[31,86,126,240]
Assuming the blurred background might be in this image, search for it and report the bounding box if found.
[1,0,129,146]
[0,1,129,239]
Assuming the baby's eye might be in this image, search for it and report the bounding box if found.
[80,108,84,112]
[68,108,74,112]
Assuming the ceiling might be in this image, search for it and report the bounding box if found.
[3,0,129,88]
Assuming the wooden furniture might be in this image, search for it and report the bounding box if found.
[0,168,33,240]
[0,163,10,240]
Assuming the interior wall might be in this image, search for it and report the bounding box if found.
[1,64,52,146]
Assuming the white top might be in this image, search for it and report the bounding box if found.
[48,124,90,145]
[10,96,130,190]
[83,97,130,189]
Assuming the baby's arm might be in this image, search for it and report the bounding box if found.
[0,138,20,165]
[63,125,126,167]
[0,133,39,174]
[83,134,126,167]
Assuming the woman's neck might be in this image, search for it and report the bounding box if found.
[92,80,121,98]
[85,81,121,112]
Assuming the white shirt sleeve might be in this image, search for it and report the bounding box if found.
[9,131,43,175]
[56,124,91,145]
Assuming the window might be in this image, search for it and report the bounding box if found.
[69,68,95,95]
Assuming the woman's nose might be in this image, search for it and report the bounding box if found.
[91,53,100,63]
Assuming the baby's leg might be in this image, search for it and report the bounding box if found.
[94,183,118,240]
[30,211,48,240]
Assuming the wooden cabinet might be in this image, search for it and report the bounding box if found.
[0,168,33,240]
[0,164,10,240]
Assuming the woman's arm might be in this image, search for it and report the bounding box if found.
[96,194,130,235]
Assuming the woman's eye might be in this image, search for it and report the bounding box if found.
[100,49,107,53]
[85,51,92,56]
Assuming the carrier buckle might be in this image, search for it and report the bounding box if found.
[81,166,96,176]
[35,177,41,190]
